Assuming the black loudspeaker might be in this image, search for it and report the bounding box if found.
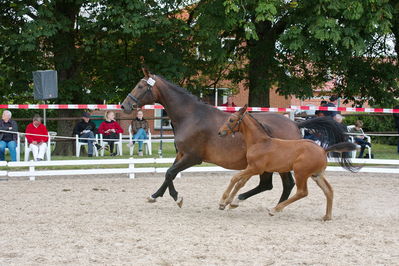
[32,70,58,100]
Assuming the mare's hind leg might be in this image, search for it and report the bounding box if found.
[236,172,295,207]
[269,174,309,216]
[278,172,295,203]
[311,172,334,221]
[237,172,273,201]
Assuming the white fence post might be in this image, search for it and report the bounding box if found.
[29,160,35,181]
[129,158,135,179]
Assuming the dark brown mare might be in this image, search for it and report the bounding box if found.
[218,106,358,220]
[121,69,349,207]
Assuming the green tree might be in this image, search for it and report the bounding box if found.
[0,0,198,155]
[190,0,398,107]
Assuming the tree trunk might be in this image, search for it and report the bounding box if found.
[247,22,276,107]
[53,109,80,156]
[51,0,81,156]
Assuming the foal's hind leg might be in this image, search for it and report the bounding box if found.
[269,174,309,216]
[311,172,334,221]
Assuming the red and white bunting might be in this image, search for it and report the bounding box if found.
[1,104,399,113]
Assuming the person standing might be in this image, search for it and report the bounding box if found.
[25,115,49,161]
[321,95,339,117]
[220,96,237,113]
[98,111,123,156]
[0,110,18,161]
[73,112,102,157]
[131,110,149,156]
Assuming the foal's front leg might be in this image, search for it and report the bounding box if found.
[219,171,244,210]
[219,167,257,210]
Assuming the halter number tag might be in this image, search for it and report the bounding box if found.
[147,78,156,86]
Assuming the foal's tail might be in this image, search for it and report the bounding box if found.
[324,142,361,172]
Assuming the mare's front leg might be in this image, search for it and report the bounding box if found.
[148,152,201,207]
[234,171,295,208]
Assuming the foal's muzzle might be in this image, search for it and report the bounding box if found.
[218,131,227,137]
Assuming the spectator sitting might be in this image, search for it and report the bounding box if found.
[98,111,123,156]
[73,112,102,157]
[393,105,399,154]
[0,110,18,161]
[131,110,148,156]
[321,95,340,117]
[220,96,237,113]
[25,114,49,161]
[333,114,348,135]
[348,120,371,158]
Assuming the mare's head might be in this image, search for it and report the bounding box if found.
[121,68,158,114]
[218,105,247,137]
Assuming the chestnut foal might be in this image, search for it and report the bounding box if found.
[218,106,357,220]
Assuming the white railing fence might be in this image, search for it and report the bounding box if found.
[1,158,398,181]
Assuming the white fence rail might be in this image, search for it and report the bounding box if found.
[1,158,399,181]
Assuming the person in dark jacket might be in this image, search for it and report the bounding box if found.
[0,110,18,161]
[321,95,339,117]
[131,110,149,156]
[394,105,399,153]
[73,112,102,157]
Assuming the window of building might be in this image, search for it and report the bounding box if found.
[154,108,173,130]
[201,88,230,106]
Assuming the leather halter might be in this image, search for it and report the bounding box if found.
[226,112,246,136]
[127,78,156,108]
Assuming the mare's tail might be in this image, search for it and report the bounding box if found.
[324,142,361,172]
[297,117,347,147]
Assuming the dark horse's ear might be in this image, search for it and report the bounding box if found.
[142,67,151,78]
[239,104,248,114]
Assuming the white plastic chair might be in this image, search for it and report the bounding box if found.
[24,134,51,161]
[4,133,21,161]
[128,125,152,156]
[99,133,123,156]
[347,125,372,159]
[48,131,57,151]
[75,134,99,157]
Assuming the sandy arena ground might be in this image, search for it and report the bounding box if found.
[1,171,399,265]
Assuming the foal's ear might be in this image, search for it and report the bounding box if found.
[239,104,248,114]
[142,67,151,78]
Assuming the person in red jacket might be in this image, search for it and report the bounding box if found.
[25,114,49,161]
[98,111,123,156]
[220,96,237,113]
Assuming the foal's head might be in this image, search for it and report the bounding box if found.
[121,68,158,114]
[218,105,247,137]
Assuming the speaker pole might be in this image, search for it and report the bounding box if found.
[43,100,47,126]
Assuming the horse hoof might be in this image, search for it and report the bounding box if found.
[219,204,226,210]
[229,198,242,209]
[147,196,157,203]
[322,215,332,221]
[176,197,183,208]
[267,208,275,216]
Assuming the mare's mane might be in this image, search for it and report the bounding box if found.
[157,75,214,108]
[247,113,274,137]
